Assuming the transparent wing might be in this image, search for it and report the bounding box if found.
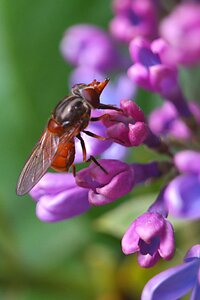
[16,121,87,196]
[16,130,60,196]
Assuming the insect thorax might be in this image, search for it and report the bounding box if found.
[53,95,91,128]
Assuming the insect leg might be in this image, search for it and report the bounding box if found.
[76,134,87,162]
[87,155,108,174]
[90,114,111,122]
[77,134,108,174]
[83,130,107,140]
[72,163,76,177]
[98,103,122,112]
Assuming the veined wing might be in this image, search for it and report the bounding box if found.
[17,120,88,196]
[16,129,59,196]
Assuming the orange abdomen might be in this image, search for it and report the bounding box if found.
[51,139,75,172]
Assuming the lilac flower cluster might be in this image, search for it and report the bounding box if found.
[28,1,200,299]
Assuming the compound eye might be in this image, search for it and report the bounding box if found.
[81,87,99,108]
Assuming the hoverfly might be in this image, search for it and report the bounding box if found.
[16,79,120,196]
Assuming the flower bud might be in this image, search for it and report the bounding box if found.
[30,173,90,222]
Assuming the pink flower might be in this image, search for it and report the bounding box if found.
[60,24,121,72]
[102,99,149,147]
[109,0,158,43]
[30,173,90,222]
[164,150,200,219]
[149,100,200,141]
[128,37,192,118]
[76,159,166,206]
[160,3,200,66]
[76,159,135,206]
[122,212,175,268]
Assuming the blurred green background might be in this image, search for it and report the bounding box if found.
[1,0,200,299]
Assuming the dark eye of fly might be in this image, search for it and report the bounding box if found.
[53,96,91,127]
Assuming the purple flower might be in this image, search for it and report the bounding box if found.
[165,174,200,219]
[128,37,191,118]
[175,150,200,175]
[159,3,200,66]
[122,211,175,268]
[30,173,90,222]
[164,150,200,219]
[148,101,191,140]
[76,159,171,206]
[149,100,200,140]
[141,244,200,299]
[102,99,171,156]
[60,24,121,73]
[109,0,158,43]
[101,99,149,147]
[76,159,135,206]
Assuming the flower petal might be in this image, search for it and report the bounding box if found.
[76,159,132,188]
[89,166,134,206]
[159,221,175,260]
[164,174,200,219]
[129,122,149,146]
[137,251,161,268]
[191,281,200,300]
[128,63,151,90]
[121,221,140,254]
[36,188,90,222]
[185,245,200,262]
[141,259,200,300]
[135,213,165,242]
[88,189,112,206]
[96,169,135,201]
[149,65,180,101]
[30,173,77,200]
[106,123,131,146]
[160,3,200,66]
[120,99,145,122]
[174,150,200,175]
